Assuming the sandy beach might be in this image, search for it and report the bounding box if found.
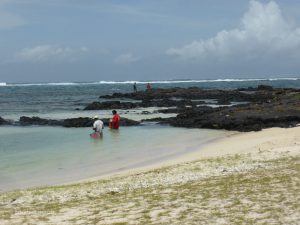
[0,126,299,224]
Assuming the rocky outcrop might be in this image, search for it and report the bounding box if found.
[63,117,93,127]
[140,99,195,108]
[63,117,140,127]
[96,86,300,132]
[157,106,213,114]
[84,101,137,110]
[19,116,63,126]
[99,87,278,103]
[90,87,277,111]
[165,108,300,132]
[17,116,140,128]
[109,117,140,126]
[257,85,273,91]
[0,117,9,125]
[84,99,196,110]
[164,92,300,131]
[140,90,300,132]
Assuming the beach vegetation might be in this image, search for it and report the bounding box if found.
[0,152,299,224]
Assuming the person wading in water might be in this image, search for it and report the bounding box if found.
[109,110,120,129]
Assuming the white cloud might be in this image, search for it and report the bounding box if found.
[114,53,139,64]
[15,45,89,62]
[166,0,300,62]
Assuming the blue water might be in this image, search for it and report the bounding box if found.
[0,78,299,191]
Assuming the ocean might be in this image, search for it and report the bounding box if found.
[0,78,299,191]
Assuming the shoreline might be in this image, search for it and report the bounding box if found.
[71,126,299,185]
[0,126,299,224]
[177,125,300,160]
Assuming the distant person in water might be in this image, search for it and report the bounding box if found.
[91,116,104,138]
[109,110,120,129]
[146,83,151,91]
[133,82,137,93]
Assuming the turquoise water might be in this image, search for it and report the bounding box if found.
[0,125,229,191]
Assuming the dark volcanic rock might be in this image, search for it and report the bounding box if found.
[99,87,275,103]
[0,117,9,125]
[165,92,300,131]
[63,117,93,127]
[140,99,194,108]
[157,108,183,114]
[257,85,273,91]
[157,106,213,114]
[141,117,168,123]
[84,99,196,110]
[19,116,63,126]
[63,117,140,127]
[217,99,231,105]
[238,85,274,92]
[18,116,140,127]
[117,117,140,126]
[84,101,137,110]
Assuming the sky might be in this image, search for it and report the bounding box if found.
[0,0,300,82]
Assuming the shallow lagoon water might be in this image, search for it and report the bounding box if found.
[0,125,230,192]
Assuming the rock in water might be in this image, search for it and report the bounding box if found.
[19,116,63,126]
[0,117,8,125]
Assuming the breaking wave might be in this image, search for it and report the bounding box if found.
[1,78,299,87]
[98,78,299,84]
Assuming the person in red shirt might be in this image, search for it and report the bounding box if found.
[110,110,120,129]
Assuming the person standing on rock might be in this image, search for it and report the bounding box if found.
[90,116,104,138]
[109,110,120,129]
[133,82,137,93]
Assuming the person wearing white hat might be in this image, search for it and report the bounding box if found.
[92,115,104,136]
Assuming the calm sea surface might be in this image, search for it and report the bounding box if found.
[0,78,299,191]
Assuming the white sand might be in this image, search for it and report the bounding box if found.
[180,125,300,160]
[95,126,300,180]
